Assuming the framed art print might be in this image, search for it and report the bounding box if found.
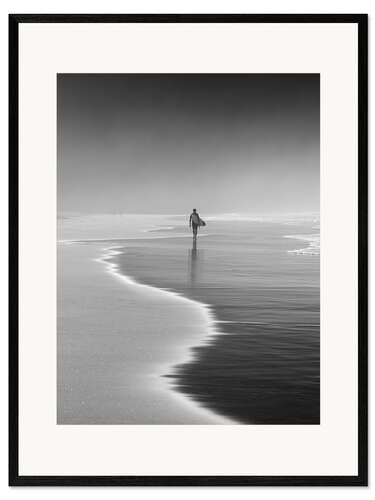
[9,14,368,486]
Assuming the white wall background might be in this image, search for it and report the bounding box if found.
[1,0,372,497]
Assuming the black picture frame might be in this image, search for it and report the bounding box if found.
[9,13,368,487]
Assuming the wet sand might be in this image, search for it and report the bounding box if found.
[57,241,234,424]
[111,219,320,424]
[57,214,319,425]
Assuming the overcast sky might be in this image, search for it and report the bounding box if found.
[57,74,319,215]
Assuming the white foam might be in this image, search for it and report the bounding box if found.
[94,245,234,424]
[143,225,175,232]
[285,234,320,255]
[58,232,209,246]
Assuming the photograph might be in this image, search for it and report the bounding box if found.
[57,73,320,425]
[10,13,367,486]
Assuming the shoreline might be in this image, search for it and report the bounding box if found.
[96,244,221,363]
[58,215,320,424]
[58,240,235,424]
[105,226,320,425]
[96,244,235,423]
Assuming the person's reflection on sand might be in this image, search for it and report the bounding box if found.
[188,237,198,286]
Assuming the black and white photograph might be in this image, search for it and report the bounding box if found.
[57,73,320,425]
[9,13,367,487]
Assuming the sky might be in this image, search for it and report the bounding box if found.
[57,74,319,215]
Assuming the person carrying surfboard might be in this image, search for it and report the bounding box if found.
[189,208,206,239]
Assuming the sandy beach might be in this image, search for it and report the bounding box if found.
[57,215,234,424]
[58,213,319,425]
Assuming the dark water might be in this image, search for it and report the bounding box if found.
[114,220,320,424]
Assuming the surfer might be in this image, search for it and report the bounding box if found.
[189,208,205,239]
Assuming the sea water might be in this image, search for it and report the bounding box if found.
[112,215,320,424]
